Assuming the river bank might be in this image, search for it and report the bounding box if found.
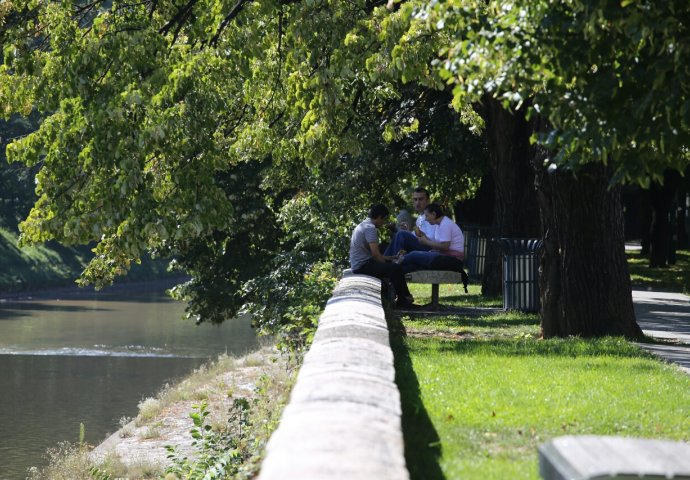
[27,344,296,479]
[0,225,176,297]
[0,275,188,302]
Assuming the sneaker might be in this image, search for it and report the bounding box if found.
[395,297,419,309]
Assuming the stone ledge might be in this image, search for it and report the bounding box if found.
[259,274,409,480]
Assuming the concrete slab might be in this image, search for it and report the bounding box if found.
[633,289,690,375]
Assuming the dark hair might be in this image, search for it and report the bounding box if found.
[413,187,430,199]
[424,203,444,218]
[369,204,390,219]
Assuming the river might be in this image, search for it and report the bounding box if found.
[0,282,259,479]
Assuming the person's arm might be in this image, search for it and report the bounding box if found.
[419,235,450,251]
[369,242,398,262]
[419,218,451,250]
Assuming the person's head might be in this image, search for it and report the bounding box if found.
[368,204,390,227]
[412,187,430,213]
[424,203,445,225]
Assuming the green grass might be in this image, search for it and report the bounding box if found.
[396,273,690,480]
[393,318,690,480]
[627,249,690,294]
[400,310,539,340]
[408,283,502,309]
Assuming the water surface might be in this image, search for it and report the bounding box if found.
[0,284,258,479]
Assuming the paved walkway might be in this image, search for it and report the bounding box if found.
[633,289,690,375]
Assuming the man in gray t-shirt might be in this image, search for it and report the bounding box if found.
[350,217,381,270]
[349,204,416,309]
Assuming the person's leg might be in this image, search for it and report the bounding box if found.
[384,230,430,256]
[429,254,465,272]
[400,251,439,273]
[354,260,412,302]
[384,230,412,256]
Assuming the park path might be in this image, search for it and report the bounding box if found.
[633,289,690,375]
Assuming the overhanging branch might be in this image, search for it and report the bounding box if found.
[209,0,251,47]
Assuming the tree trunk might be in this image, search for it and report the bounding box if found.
[534,162,642,338]
[454,172,494,226]
[648,169,681,267]
[479,98,540,296]
[678,176,689,249]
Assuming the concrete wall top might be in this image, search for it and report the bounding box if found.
[258,274,409,480]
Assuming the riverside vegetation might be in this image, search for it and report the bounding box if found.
[0,227,173,294]
[4,0,688,464]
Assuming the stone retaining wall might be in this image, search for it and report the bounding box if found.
[258,274,409,480]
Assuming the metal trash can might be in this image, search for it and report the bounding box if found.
[499,238,542,312]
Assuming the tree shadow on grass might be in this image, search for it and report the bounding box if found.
[442,294,502,308]
[388,316,446,480]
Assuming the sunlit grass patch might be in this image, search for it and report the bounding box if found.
[395,334,690,480]
[408,283,502,308]
[627,249,690,294]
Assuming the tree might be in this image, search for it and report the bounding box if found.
[0,114,40,228]
[0,0,486,338]
[476,98,540,296]
[401,0,690,337]
[6,0,685,340]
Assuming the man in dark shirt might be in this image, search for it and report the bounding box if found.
[349,204,416,309]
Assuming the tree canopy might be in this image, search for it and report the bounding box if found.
[420,0,690,182]
[2,0,688,338]
[1,0,486,335]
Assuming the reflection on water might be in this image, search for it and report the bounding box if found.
[0,285,259,479]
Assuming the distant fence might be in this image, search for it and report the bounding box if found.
[259,274,409,480]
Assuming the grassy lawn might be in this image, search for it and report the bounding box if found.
[627,249,690,294]
[409,283,502,309]
[394,283,690,480]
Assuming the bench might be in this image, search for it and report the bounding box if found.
[405,270,468,310]
[538,435,690,480]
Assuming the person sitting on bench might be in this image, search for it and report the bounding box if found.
[384,187,437,257]
[400,202,465,273]
[349,204,418,309]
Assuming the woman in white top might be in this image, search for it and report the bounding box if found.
[400,203,465,272]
